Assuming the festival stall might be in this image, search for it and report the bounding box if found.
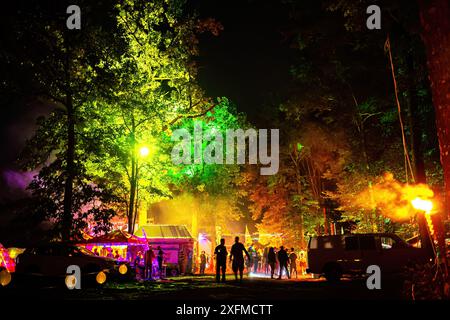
[137,224,194,276]
[77,230,147,262]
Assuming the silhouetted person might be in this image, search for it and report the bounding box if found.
[289,248,298,279]
[134,251,142,266]
[93,248,99,256]
[214,239,228,282]
[277,246,290,279]
[157,246,164,277]
[199,251,207,275]
[246,245,254,273]
[134,251,144,279]
[268,247,276,279]
[263,247,270,274]
[253,249,259,273]
[230,236,250,282]
[186,249,193,274]
[144,245,155,280]
[299,248,306,275]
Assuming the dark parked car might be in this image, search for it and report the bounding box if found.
[307,233,432,282]
[15,243,128,279]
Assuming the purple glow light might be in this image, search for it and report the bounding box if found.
[198,233,208,244]
[2,170,36,191]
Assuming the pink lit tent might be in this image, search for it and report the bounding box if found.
[78,230,146,261]
[82,230,145,246]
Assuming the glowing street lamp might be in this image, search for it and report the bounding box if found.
[139,146,150,157]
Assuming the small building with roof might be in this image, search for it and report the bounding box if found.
[137,224,194,276]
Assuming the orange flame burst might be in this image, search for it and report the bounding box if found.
[355,173,435,222]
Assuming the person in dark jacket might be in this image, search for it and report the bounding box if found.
[289,248,298,279]
[134,251,144,279]
[277,246,290,279]
[199,251,207,275]
[144,245,155,280]
[253,249,259,273]
[267,247,276,279]
[263,247,269,274]
[157,246,164,278]
[230,236,250,282]
[214,239,228,282]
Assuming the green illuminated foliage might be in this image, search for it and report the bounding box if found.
[17,0,224,237]
[82,0,224,234]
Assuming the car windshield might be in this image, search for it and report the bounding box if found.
[381,235,409,249]
[76,246,96,256]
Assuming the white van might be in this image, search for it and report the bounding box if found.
[306,233,431,281]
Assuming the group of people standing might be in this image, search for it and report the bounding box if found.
[210,237,306,282]
[134,245,165,280]
[131,239,306,282]
[214,236,250,282]
[266,246,301,279]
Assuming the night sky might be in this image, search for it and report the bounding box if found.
[195,0,293,125]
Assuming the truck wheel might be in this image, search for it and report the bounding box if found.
[324,263,342,282]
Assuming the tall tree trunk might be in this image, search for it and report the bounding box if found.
[295,162,305,249]
[63,93,75,241]
[405,49,427,184]
[290,147,305,248]
[209,224,216,273]
[418,0,450,275]
[352,92,376,232]
[128,117,137,234]
[131,169,140,232]
[299,211,304,248]
[298,191,304,248]
[128,156,136,234]
[418,0,450,218]
[62,32,74,242]
[404,48,433,254]
[128,115,139,234]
